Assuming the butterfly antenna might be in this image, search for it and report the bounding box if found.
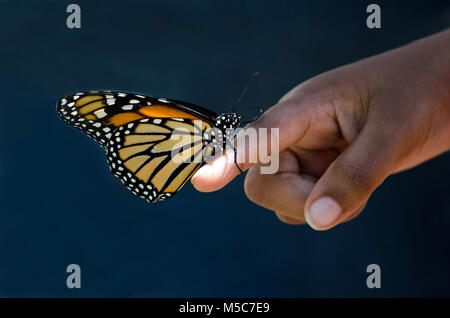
[231,72,260,113]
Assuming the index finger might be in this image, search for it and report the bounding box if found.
[191,99,312,192]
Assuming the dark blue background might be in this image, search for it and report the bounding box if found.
[0,0,449,297]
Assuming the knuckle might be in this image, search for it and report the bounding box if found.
[337,163,375,192]
[244,170,266,204]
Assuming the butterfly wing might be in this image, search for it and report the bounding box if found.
[57,91,219,202]
[57,91,218,149]
[107,117,215,202]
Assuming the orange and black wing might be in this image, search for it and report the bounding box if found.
[106,117,215,202]
[56,91,217,149]
[57,91,218,202]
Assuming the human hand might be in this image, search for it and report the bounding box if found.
[192,30,450,230]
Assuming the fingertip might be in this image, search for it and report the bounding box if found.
[191,164,212,190]
[191,153,240,192]
[304,196,342,231]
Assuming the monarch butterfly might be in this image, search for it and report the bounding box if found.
[56,91,241,202]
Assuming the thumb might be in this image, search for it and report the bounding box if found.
[304,120,399,230]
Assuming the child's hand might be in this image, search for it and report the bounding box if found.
[192,30,450,230]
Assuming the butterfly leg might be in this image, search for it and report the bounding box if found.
[253,106,264,121]
[233,107,262,173]
[234,148,243,174]
[240,107,263,126]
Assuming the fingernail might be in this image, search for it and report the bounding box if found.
[305,197,342,230]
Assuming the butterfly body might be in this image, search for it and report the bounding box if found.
[57,91,240,202]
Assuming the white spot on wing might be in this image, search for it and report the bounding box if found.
[94,109,107,118]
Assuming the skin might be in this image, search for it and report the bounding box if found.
[191,30,450,230]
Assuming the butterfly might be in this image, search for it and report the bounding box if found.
[57,91,241,203]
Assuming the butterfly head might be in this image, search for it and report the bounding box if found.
[215,113,241,131]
